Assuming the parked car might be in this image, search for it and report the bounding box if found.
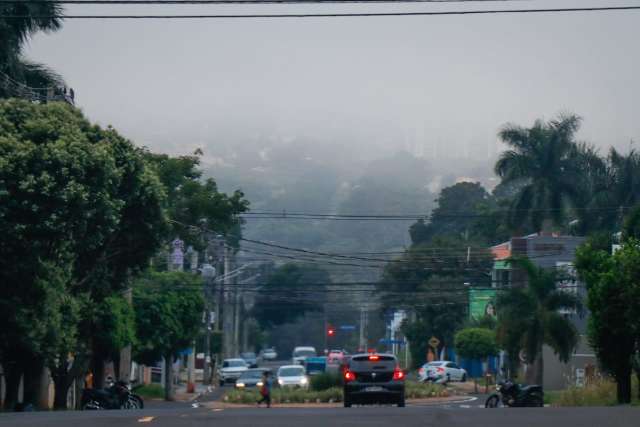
[217,358,248,386]
[240,352,258,368]
[277,365,309,388]
[343,353,405,407]
[418,361,467,383]
[235,368,271,389]
[292,346,316,365]
[259,348,278,361]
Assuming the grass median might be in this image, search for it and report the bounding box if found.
[223,379,449,404]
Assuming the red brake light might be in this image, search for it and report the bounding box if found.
[344,371,356,382]
[393,368,405,381]
[368,355,379,361]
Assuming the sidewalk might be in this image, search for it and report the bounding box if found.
[174,383,212,403]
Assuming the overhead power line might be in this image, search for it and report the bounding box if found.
[0,0,538,4]
[3,5,640,18]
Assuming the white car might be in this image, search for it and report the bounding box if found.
[418,361,467,383]
[218,358,248,386]
[259,348,278,361]
[292,346,316,365]
[277,365,309,388]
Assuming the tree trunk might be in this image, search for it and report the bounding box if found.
[3,365,22,411]
[22,356,45,409]
[52,377,71,410]
[535,350,544,386]
[164,355,175,401]
[616,368,632,404]
[91,357,105,390]
[50,354,89,411]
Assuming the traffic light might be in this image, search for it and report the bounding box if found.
[327,327,335,337]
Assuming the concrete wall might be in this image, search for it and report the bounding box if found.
[543,335,596,390]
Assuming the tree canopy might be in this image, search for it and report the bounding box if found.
[455,328,499,361]
[252,263,330,329]
[575,240,640,403]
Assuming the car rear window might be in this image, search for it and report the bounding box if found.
[349,355,396,370]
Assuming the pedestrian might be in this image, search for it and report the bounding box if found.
[257,371,273,408]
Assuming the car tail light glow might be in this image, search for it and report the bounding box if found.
[368,355,379,361]
[393,368,405,381]
[344,371,356,382]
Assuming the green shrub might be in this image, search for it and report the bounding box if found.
[224,387,343,404]
[133,384,165,399]
[224,381,450,404]
[310,373,342,391]
[548,378,639,407]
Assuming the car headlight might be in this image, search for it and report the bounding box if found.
[257,381,264,387]
[278,379,284,386]
[236,382,245,388]
[300,377,308,385]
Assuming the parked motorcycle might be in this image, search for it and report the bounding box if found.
[81,380,143,410]
[485,380,544,408]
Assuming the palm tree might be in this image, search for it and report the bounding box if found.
[0,1,65,96]
[572,147,640,234]
[496,258,582,385]
[494,114,583,233]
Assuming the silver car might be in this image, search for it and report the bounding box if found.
[217,358,248,386]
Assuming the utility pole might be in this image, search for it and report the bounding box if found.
[359,305,368,351]
[223,246,234,359]
[201,263,216,385]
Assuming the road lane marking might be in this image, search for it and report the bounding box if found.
[138,416,155,423]
[211,408,224,412]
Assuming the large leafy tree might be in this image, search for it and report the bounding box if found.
[494,114,582,232]
[383,232,493,367]
[455,328,498,366]
[133,272,204,401]
[144,151,248,250]
[496,258,582,385]
[0,99,166,408]
[0,1,65,95]
[252,263,330,328]
[575,234,640,403]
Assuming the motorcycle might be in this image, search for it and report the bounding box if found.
[485,380,544,408]
[81,380,143,410]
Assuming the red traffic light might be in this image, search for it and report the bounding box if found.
[327,328,335,336]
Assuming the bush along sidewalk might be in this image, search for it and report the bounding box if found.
[545,378,640,407]
[224,381,450,404]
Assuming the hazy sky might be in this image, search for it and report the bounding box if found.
[26,0,640,162]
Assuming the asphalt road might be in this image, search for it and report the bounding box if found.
[1,405,639,427]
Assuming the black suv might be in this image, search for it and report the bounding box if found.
[343,353,405,407]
